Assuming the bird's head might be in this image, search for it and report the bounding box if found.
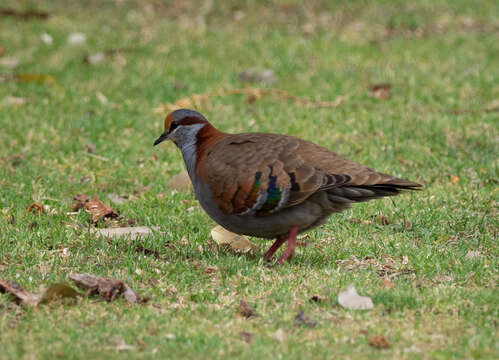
[154,109,210,148]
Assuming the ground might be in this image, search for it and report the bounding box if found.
[0,0,498,359]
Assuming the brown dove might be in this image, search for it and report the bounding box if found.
[154,109,421,264]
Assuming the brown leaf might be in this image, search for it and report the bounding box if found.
[294,311,317,327]
[238,300,255,318]
[27,203,44,214]
[369,83,392,100]
[239,332,253,344]
[0,279,40,305]
[0,8,50,20]
[310,295,324,303]
[85,143,96,153]
[369,335,391,349]
[72,194,90,211]
[376,214,390,226]
[85,196,119,223]
[450,175,459,183]
[382,279,395,288]
[69,273,140,303]
[168,171,192,191]
[15,73,54,84]
[39,283,81,304]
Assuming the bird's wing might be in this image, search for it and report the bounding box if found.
[196,133,354,216]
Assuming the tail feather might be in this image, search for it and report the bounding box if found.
[327,180,422,203]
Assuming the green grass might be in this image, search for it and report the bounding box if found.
[0,0,498,359]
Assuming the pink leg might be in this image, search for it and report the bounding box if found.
[277,226,299,264]
[263,236,287,261]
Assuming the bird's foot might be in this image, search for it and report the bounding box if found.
[276,226,298,265]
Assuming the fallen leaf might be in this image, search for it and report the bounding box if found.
[84,52,106,65]
[0,57,20,68]
[40,33,53,45]
[27,203,44,214]
[15,73,54,84]
[450,175,459,183]
[239,331,253,344]
[85,143,96,153]
[0,8,50,20]
[0,280,80,306]
[0,279,40,305]
[294,311,317,327]
[204,266,216,275]
[376,214,390,225]
[72,193,90,211]
[68,32,86,45]
[239,68,277,85]
[465,250,481,260]
[135,244,160,259]
[369,83,392,100]
[310,295,324,303]
[4,96,26,105]
[39,283,81,304]
[338,285,374,310]
[369,335,391,349]
[92,226,157,240]
[238,300,255,318]
[382,279,395,288]
[211,225,258,253]
[484,99,499,112]
[85,196,119,223]
[96,92,108,105]
[108,193,126,204]
[69,273,141,303]
[168,171,192,191]
[273,328,287,343]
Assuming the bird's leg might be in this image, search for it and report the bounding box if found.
[277,226,299,264]
[263,235,287,261]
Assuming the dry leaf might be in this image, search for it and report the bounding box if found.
[0,280,80,306]
[92,226,157,240]
[0,57,20,68]
[484,99,499,112]
[85,143,96,153]
[310,295,324,303]
[72,194,90,211]
[0,279,40,306]
[69,273,141,303]
[27,203,44,214]
[211,225,258,253]
[465,250,481,259]
[239,331,253,344]
[239,68,277,85]
[153,87,345,115]
[0,8,50,20]
[39,283,81,304]
[84,52,106,65]
[107,193,126,204]
[40,33,53,45]
[450,175,459,183]
[168,171,192,191]
[15,73,54,84]
[369,83,392,100]
[273,328,287,343]
[4,96,26,105]
[369,335,391,349]
[382,279,395,288]
[67,32,86,45]
[338,285,373,310]
[85,196,119,223]
[238,300,255,318]
[376,214,390,225]
[294,311,316,327]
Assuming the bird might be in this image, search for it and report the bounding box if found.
[154,109,422,264]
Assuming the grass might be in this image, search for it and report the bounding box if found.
[0,0,498,358]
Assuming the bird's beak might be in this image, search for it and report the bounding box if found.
[153,131,169,146]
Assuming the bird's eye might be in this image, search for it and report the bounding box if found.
[169,122,179,133]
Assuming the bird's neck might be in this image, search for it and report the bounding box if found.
[178,123,224,183]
